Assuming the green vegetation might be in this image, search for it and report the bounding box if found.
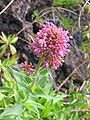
[82,26,90,53]
[54,0,83,8]
[60,16,74,30]
[0,32,18,58]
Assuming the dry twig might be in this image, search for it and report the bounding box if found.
[39,7,77,17]
[79,80,86,91]
[71,109,90,113]
[78,0,90,30]
[18,37,31,45]
[55,60,89,92]
[16,26,28,36]
[0,0,14,15]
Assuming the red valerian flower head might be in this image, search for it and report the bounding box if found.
[31,22,71,70]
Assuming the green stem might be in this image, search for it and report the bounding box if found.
[31,58,42,88]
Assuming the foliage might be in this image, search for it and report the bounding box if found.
[0,59,90,120]
[60,16,74,31]
[0,32,18,82]
[53,0,83,8]
[83,4,90,15]
[82,26,90,53]
[0,32,18,58]
[83,26,90,41]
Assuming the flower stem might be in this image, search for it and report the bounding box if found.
[31,58,42,88]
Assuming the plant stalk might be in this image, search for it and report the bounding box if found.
[31,58,42,88]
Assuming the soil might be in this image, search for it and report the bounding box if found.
[0,0,90,91]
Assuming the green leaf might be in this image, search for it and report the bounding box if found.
[0,44,7,51]
[8,34,14,43]
[69,112,78,120]
[0,44,7,58]
[60,112,66,120]
[3,68,13,81]
[74,111,78,120]
[39,68,47,76]
[23,111,38,120]
[0,104,25,118]
[8,34,18,44]
[11,36,18,44]
[23,103,30,111]
[9,44,16,55]
[33,86,52,100]
[7,67,32,88]
[0,39,6,43]
[42,101,52,117]
[34,86,46,95]
[0,87,12,93]
[3,55,18,66]
[0,93,5,101]
[27,99,44,110]
[28,105,40,119]
[37,75,48,87]
[53,94,67,104]
[24,99,43,119]
[0,32,8,43]
[14,88,27,102]
[70,99,77,105]
[44,81,52,94]
[0,116,16,120]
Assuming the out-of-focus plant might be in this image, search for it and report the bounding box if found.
[83,4,90,15]
[61,16,74,31]
[54,0,83,8]
[82,25,90,53]
[83,26,90,40]
[0,32,18,58]
[0,32,18,82]
[0,55,18,78]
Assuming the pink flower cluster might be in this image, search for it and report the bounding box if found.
[31,22,71,70]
